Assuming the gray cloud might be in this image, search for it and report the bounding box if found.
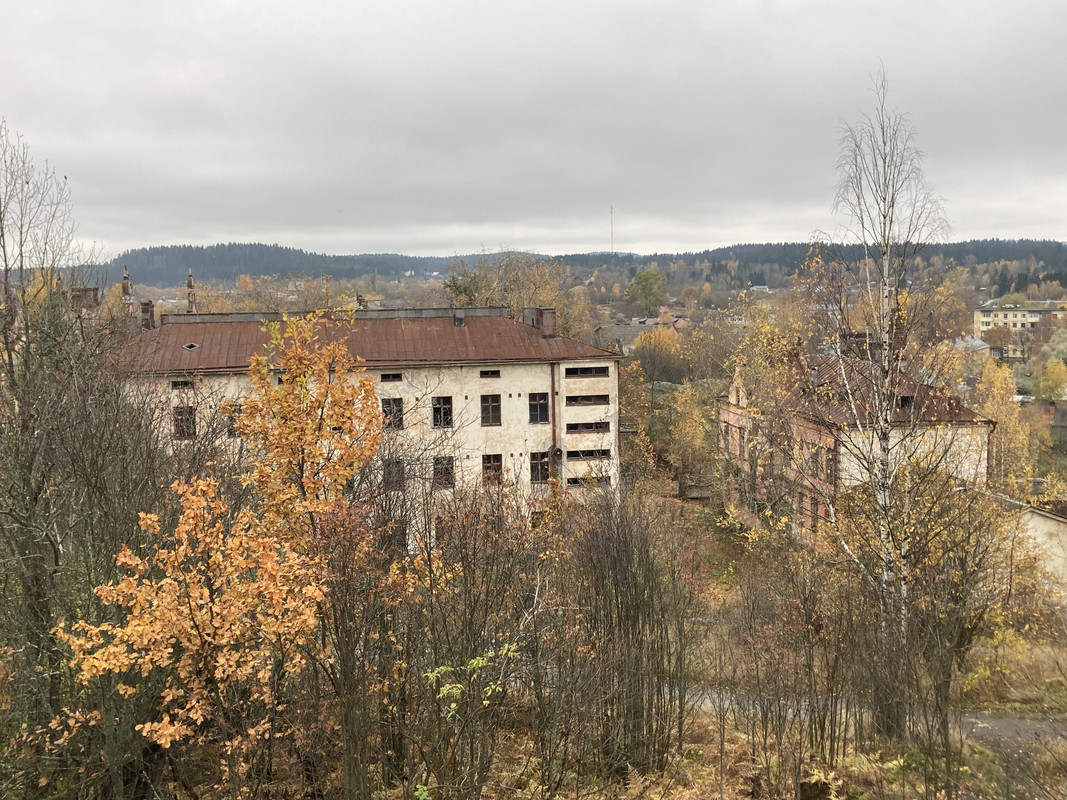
[3,0,1065,258]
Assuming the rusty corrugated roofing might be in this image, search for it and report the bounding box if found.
[125,311,618,375]
[794,353,992,428]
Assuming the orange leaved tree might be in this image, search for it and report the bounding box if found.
[236,312,383,540]
[61,479,323,795]
[61,312,383,798]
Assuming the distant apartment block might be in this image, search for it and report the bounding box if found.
[974,300,1067,359]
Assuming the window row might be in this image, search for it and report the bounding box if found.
[173,399,612,440]
[379,365,610,383]
[379,450,613,489]
[382,393,609,429]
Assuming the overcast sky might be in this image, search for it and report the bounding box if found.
[3,1,1065,258]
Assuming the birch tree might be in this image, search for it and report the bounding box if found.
[808,72,952,738]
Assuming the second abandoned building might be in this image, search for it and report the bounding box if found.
[720,352,994,530]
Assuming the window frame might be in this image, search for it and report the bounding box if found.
[566,476,611,487]
[565,421,611,434]
[382,458,406,490]
[482,453,503,483]
[381,397,404,430]
[172,405,197,440]
[225,401,242,438]
[432,456,455,489]
[566,448,611,460]
[565,394,609,406]
[431,396,453,428]
[530,451,550,484]
[564,365,610,378]
[529,392,549,424]
[480,394,502,426]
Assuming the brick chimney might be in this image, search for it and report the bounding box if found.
[140,300,155,330]
[523,307,557,338]
[186,269,198,314]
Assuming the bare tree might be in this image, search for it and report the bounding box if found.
[798,72,954,740]
[0,120,236,798]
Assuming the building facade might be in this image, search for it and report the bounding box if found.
[719,354,994,530]
[126,306,620,493]
[974,301,1067,359]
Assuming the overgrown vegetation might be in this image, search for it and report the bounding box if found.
[7,68,1067,799]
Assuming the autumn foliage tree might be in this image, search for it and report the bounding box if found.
[806,72,953,742]
[62,312,384,798]
[443,250,600,340]
[235,312,383,533]
[975,359,1047,497]
[626,268,668,316]
[61,480,325,794]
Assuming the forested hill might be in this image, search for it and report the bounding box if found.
[104,244,454,287]
[103,239,1067,288]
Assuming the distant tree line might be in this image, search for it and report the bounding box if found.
[101,239,1067,295]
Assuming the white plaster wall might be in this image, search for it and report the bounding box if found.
[135,357,620,494]
[1018,507,1067,589]
[836,424,990,488]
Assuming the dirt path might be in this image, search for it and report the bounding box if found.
[960,712,1065,799]
[962,711,1066,742]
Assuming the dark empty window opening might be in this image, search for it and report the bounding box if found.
[432,396,453,428]
[182,342,199,351]
[566,394,609,406]
[565,421,611,434]
[530,452,550,484]
[480,369,501,378]
[381,397,404,430]
[381,373,402,383]
[171,379,193,390]
[567,476,611,487]
[432,456,455,489]
[567,449,611,460]
[481,394,501,426]
[529,393,549,424]
[897,395,914,410]
[482,454,503,483]
[225,402,242,437]
[382,458,405,491]
[565,365,610,378]
[172,406,196,440]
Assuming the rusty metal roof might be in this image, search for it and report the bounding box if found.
[125,310,618,375]
[795,353,992,428]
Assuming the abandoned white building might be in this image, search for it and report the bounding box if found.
[125,306,620,493]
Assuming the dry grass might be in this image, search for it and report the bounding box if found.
[962,638,1067,713]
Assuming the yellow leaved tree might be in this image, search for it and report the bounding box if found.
[975,359,1047,498]
[236,312,383,539]
[60,312,383,798]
